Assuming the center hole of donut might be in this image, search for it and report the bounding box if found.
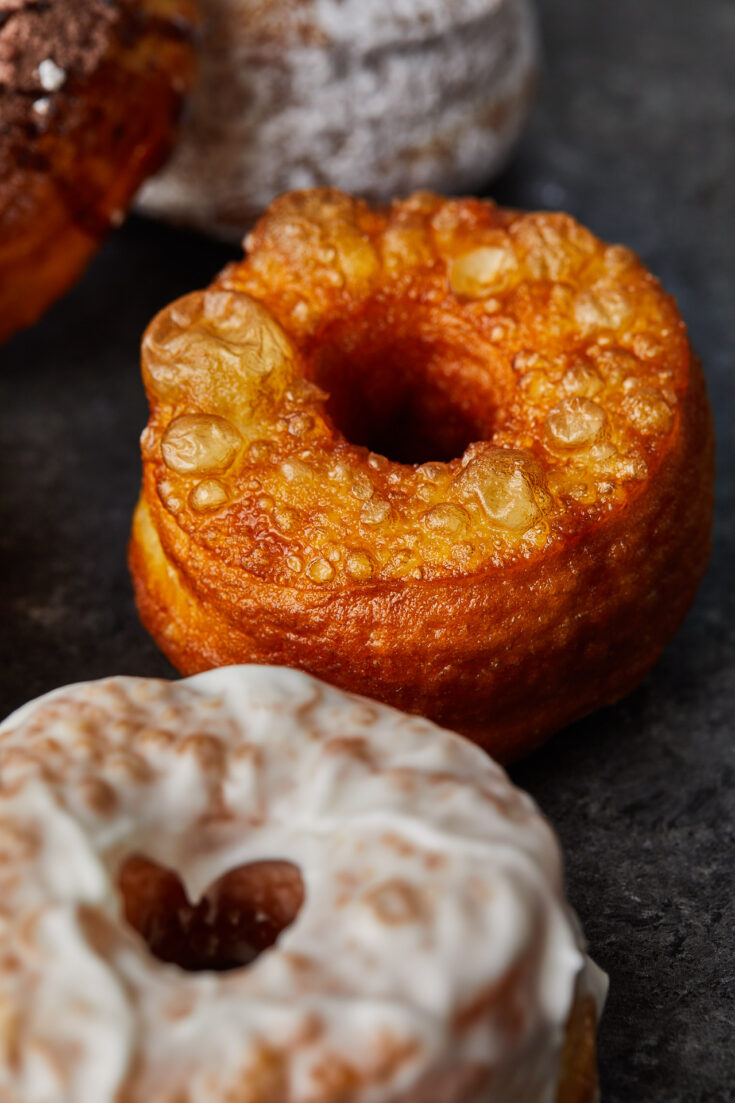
[118,855,304,972]
[308,311,493,465]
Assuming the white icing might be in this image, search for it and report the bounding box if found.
[138,0,539,238]
[0,667,605,1103]
[37,58,66,93]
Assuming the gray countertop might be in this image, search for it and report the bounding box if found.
[1,0,733,1098]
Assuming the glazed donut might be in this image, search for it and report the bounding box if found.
[0,0,197,345]
[137,0,538,238]
[130,189,714,762]
[0,665,605,1103]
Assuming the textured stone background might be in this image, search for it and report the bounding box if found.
[1,0,733,1099]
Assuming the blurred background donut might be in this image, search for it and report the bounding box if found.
[137,0,539,239]
[0,0,198,344]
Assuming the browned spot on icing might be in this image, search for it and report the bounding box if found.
[0,993,21,1069]
[106,749,153,785]
[138,727,176,751]
[380,833,420,858]
[230,1044,290,1103]
[163,989,198,1023]
[78,777,118,816]
[0,820,39,862]
[323,736,374,764]
[289,1011,326,1046]
[452,960,528,1037]
[233,742,262,765]
[393,1063,491,1103]
[387,770,419,795]
[370,1033,423,1082]
[281,950,317,975]
[366,880,426,925]
[309,1054,363,1101]
[177,733,226,775]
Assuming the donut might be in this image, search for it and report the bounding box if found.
[0,0,197,345]
[130,189,714,762]
[0,665,605,1103]
[137,0,538,239]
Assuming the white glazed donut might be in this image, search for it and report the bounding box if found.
[137,0,539,239]
[0,666,604,1103]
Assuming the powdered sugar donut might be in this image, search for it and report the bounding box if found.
[0,666,604,1103]
[137,0,539,239]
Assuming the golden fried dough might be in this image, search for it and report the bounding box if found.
[130,190,714,760]
[0,0,197,344]
[555,992,600,1103]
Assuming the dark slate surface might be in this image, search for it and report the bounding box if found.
[1,0,733,1099]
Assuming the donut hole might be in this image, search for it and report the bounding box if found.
[307,308,496,465]
[118,855,304,972]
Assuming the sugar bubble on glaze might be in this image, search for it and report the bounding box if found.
[162,414,242,475]
[545,397,607,450]
[454,448,546,534]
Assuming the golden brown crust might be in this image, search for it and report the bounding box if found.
[130,189,714,761]
[0,0,197,345]
[555,995,600,1103]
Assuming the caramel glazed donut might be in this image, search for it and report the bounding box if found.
[0,665,606,1103]
[130,190,714,762]
[0,0,197,345]
[137,0,538,239]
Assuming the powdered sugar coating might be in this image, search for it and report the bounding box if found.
[0,666,604,1103]
[138,0,538,238]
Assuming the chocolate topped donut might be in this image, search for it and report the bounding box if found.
[0,0,119,126]
[0,0,197,344]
